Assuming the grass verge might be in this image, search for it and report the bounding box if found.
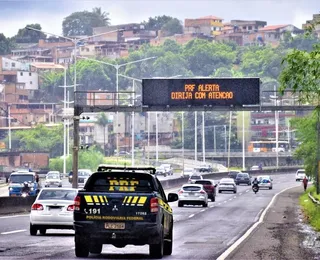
[299,185,320,231]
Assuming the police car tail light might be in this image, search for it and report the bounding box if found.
[150,197,158,213]
[67,205,75,211]
[74,195,81,211]
[31,203,43,211]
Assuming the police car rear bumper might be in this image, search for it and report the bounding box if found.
[74,221,161,245]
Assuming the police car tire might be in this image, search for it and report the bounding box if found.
[149,225,164,258]
[164,228,173,255]
[75,235,89,257]
[90,243,102,254]
[39,228,46,235]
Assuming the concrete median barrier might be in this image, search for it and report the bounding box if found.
[0,167,300,215]
[0,196,36,215]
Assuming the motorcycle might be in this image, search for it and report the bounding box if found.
[21,192,29,197]
[252,185,259,194]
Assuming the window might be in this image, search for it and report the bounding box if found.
[11,63,15,67]
[20,72,23,76]
[30,81,32,84]
[29,72,32,76]
[248,26,252,30]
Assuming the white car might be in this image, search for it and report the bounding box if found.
[295,169,306,181]
[188,174,203,183]
[178,184,208,207]
[181,168,195,178]
[30,188,78,235]
[257,175,273,189]
[218,178,237,193]
[44,171,62,187]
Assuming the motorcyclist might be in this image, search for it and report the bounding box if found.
[21,181,30,194]
[252,177,259,188]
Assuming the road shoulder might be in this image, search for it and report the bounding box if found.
[226,186,315,260]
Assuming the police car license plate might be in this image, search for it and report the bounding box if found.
[105,222,125,230]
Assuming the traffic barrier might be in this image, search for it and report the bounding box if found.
[0,167,301,215]
[0,196,36,215]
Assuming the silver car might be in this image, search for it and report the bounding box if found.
[44,171,62,187]
[77,169,92,187]
[188,174,203,183]
[218,178,237,193]
[178,184,208,207]
[29,188,78,235]
[257,175,273,189]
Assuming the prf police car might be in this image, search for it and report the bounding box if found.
[73,165,178,258]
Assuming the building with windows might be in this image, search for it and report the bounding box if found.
[184,15,224,36]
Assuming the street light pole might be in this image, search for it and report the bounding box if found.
[131,80,135,166]
[242,111,246,171]
[195,111,197,162]
[156,112,159,163]
[8,105,11,151]
[182,112,185,173]
[227,111,232,170]
[213,125,216,153]
[202,111,205,163]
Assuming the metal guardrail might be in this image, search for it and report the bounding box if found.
[308,192,320,205]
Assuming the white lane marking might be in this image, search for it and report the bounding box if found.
[216,184,300,260]
[239,193,242,195]
[210,205,215,208]
[246,190,249,193]
[1,229,26,235]
[188,214,194,218]
[223,201,227,203]
[234,196,237,199]
[229,198,232,201]
[200,209,206,212]
[0,214,29,219]
[218,203,221,205]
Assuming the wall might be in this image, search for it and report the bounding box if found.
[17,71,38,90]
[20,153,49,169]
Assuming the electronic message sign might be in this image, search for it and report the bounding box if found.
[142,78,260,108]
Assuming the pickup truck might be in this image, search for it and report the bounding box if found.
[73,165,178,258]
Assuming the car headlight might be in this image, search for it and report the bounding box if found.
[9,187,13,191]
[30,187,34,191]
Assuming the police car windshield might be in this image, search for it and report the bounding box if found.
[10,175,33,183]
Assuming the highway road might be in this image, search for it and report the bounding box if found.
[0,172,299,259]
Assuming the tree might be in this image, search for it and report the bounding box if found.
[0,33,15,55]
[96,113,109,155]
[143,15,178,31]
[279,18,320,191]
[62,8,110,36]
[161,18,183,37]
[15,24,46,43]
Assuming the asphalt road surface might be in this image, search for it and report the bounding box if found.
[0,172,299,260]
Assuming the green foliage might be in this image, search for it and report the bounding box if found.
[0,33,15,55]
[300,186,320,231]
[160,18,183,37]
[15,23,46,43]
[49,148,106,173]
[143,15,176,31]
[12,124,64,157]
[62,8,110,36]
[290,112,317,178]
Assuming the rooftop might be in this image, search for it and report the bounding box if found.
[197,15,223,20]
[259,25,289,31]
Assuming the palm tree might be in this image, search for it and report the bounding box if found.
[92,7,110,26]
[96,112,109,155]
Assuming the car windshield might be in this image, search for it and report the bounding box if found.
[183,186,202,192]
[191,175,201,179]
[46,174,59,179]
[195,180,212,185]
[38,189,77,200]
[78,171,91,176]
[10,175,34,183]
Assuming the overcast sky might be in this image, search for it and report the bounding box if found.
[0,0,319,37]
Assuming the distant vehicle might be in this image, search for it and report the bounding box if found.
[295,169,306,181]
[235,172,251,186]
[194,164,213,173]
[194,179,217,201]
[257,175,273,189]
[228,171,242,180]
[272,147,285,152]
[178,184,208,207]
[181,168,194,178]
[44,171,62,187]
[218,178,237,194]
[77,169,92,187]
[250,165,260,171]
[155,166,167,177]
[248,140,289,152]
[8,171,40,197]
[188,174,203,184]
[30,188,78,236]
[160,164,173,176]
[118,151,131,156]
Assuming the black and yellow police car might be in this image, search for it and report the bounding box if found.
[73,165,178,258]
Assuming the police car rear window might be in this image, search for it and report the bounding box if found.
[86,172,155,193]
